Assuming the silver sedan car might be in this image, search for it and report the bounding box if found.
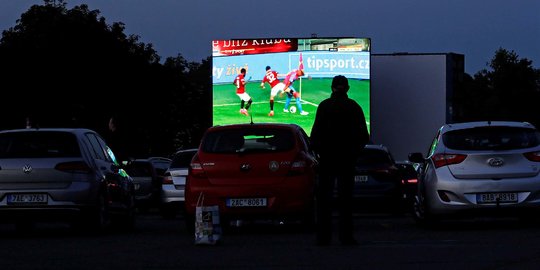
[0,128,136,231]
[160,148,197,218]
[409,121,540,225]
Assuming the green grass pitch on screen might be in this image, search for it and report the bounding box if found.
[212,77,370,135]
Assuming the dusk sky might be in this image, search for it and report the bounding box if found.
[1,0,539,75]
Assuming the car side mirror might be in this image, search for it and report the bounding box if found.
[110,163,121,172]
[408,152,425,163]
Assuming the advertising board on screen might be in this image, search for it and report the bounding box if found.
[212,37,371,135]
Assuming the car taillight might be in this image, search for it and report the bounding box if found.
[291,160,306,170]
[401,178,418,185]
[189,156,207,178]
[163,174,173,184]
[431,153,467,168]
[524,151,540,162]
[55,161,92,174]
[288,154,308,176]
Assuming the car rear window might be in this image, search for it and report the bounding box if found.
[0,131,81,158]
[125,162,153,177]
[170,151,197,168]
[202,128,295,154]
[357,148,394,166]
[443,126,540,150]
[151,160,172,175]
[397,163,418,178]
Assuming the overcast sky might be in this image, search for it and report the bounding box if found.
[1,0,539,75]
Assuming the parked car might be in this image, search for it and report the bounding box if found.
[351,144,405,213]
[0,128,136,231]
[149,156,173,184]
[184,123,318,230]
[124,157,171,211]
[396,161,419,210]
[409,121,540,225]
[160,148,198,218]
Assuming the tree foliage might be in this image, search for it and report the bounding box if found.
[6,2,538,157]
[455,48,540,126]
[0,0,211,157]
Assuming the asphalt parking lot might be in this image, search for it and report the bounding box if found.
[2,211,540,270]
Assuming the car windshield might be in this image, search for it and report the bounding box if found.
[0,131,81,158]
[202,128,295,154]
[170,151,197,168]
[397,163,417,178]
[125,162,153,177]
[443,126,540,150]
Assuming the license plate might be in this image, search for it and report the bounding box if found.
[477,193,518,204]
[7,193,48,205]
[354,175,368,183]
[226,198,267,207]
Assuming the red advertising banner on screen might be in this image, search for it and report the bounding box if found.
[212,39,298,56]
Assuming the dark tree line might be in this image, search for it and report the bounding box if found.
[0,0,210,157]
[453,48,540,127]
[1,1,539,158]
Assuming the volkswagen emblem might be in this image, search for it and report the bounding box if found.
[487,157,504,167]
[22,164,33,174]
[269,161,279,172]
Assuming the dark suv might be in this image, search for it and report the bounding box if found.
[351,144,405,213]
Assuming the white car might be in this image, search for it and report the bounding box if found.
[409,121,540,225]
[160,148,197,218]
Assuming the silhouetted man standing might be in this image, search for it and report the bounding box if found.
[310,75,369,246]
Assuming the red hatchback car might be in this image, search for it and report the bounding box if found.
[185,123,318,228]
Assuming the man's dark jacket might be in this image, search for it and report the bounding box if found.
[310,91,370,169]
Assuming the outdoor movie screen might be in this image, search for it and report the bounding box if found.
[211,37,371,135]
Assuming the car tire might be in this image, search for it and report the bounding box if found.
[412,194,438,227]
[114,195,136,231]
[75,193,111,234]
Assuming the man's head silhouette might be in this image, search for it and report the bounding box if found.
[331,75,349,93]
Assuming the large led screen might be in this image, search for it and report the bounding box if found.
[212,37,371,135]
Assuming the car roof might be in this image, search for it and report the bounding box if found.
[440,121,536,134]
[145,157,172,162]
[364,144,390,152]
[131,157,171,162]
[173,148,198,155]
[396,160,414,164]
[0,128,97,135]
[207,123,301,132]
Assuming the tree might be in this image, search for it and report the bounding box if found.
[161,55,212,151]
[455,48,540,126]
[0,0,206,157]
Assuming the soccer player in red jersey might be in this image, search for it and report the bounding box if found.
[233,68,252,116]
[260,66,287,116]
